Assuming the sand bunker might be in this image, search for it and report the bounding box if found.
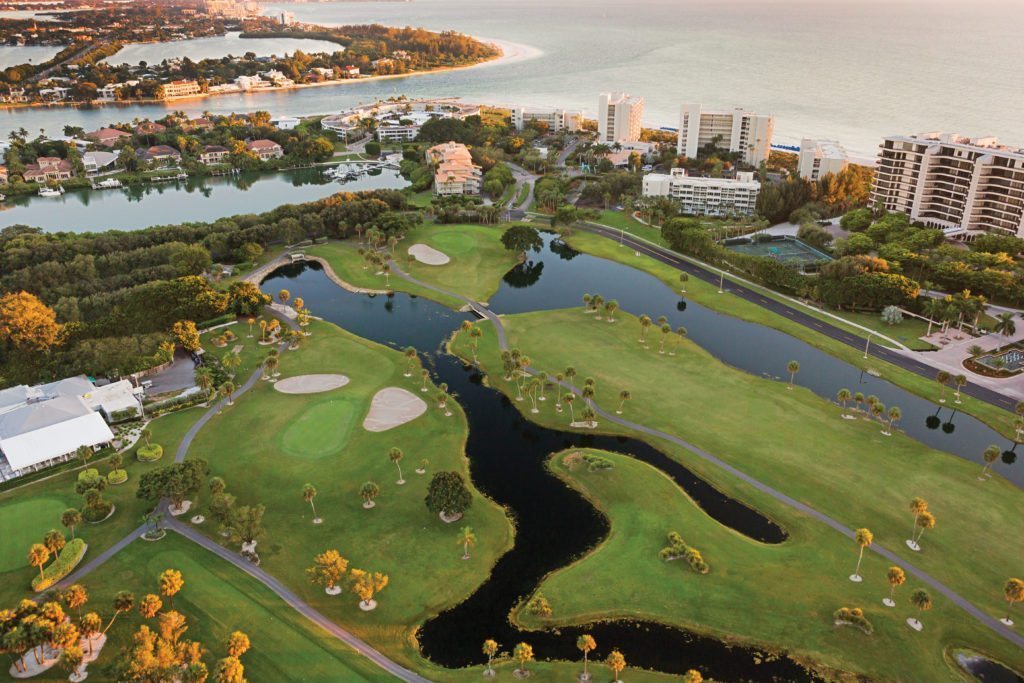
[274,374,350,394]
[408,243,451,266]
[362,387,428,432]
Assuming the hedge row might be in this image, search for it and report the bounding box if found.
[32,539,87,592]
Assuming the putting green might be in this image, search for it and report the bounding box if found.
[430,231,476,256]
[279,397,358,458]
[0,497,68,572]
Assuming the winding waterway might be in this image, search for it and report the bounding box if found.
[260,231,1020,679]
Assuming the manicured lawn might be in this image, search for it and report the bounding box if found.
[308,224,520,308]
[23,533,393,682]
[0,406,205,607]
[563,230,1022,439]
[523,449,1018,682]
[451,309,1024,677]
[184,318,515,670]
[407,189,434,208]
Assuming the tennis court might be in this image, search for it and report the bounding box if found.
[725,236,833,268]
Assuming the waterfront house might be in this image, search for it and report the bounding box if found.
[24,157,75,183]
[235,75,271,91]
[83,151,117,175]
[86,127,132,148]
[136,145,182,166]
[200,145,230,164]
[275,116,300,130]
[186,117,214,131]
[341,65,360,78]
[246,139,284,160]
[134,121,167,136]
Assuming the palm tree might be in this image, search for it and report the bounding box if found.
[61,508,82,540]
[195,367,215,397]
[912,510,936,549]
[575,634,597,680]
[469,326,483,364]
[79,612,102,656]
[482,639,499,677]
[1002,578,1024,626]
[994,312,1017,337]
[221,352,240,378]
[582,293,592,311]
[27,543,49,581]
[302,484,319,522]
[564,366,577,389]
[853,391,865,413]
[935,370,950,403]
[246,317,256,338]
[44,529,65,560]
[403,347,418,377]
[259,319,268,342]
[420,368,431,393]
[617,390,631,415]
[885,566,905,607]
[670,326,687,356]
[457,526,476,560]
[980,444,1000,480]
[382,262,391,287]
[606,649,626,683]
[219,381,235,405]
[605,300,619,322]
[638,314,652,344]
[786,360,800,388]
[679,272,689,293]
[837,388,852,417]
[562,393,576,423]
[922,297,945,336]
[360,482,380,509]
[871,401,886,426]
[850,528,873,582]
[159,569,184,609]
[103,591,135,633]
[513,642,534,677]
[592,295,605,319]
[389,447,405,484]
[908,589,932,630]
[884,406,901,436]
[953,374,967,404]
[658,323,672,354]
[526,377,541,413]
[536,372,548,402]
[908,497,928,549]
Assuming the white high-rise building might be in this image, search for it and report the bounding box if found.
[870,132,1024,238]
[642,169,761,217]
[798,139,850,180]
[677,104,774,167]
[597,92,644,144]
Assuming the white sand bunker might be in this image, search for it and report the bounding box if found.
[408,243,451,266]
[363,387,428,432]
[275,374,351,394]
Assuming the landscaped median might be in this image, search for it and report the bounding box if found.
[562,227,1023,439]
[451,309,1024,681]
[32,538,87,591]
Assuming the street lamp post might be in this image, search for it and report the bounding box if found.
[863,332,873,359]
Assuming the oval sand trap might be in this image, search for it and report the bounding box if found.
[363,387,428,432]
[274,374,350,394]
[408,243,451,266]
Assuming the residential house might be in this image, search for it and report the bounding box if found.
[83,151,117,175]
[274,116,300,130]
[235,75,270,91]
[200,145,230,164]
[136,145,181,166]
[86,127,132,148]
[23,157,75,183]
[186,117,214,131]
[246,139,284,160]
[134,121,167,136]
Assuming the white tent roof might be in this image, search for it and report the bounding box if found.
[0,396,114,471]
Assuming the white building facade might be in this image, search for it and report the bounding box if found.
[597,92,644,144]
[677,104,774,167]
[870,132,1024,238]
[798,139,850,180]
[510,107,583,133]
[643,169,761,217]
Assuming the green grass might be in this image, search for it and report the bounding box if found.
[563,230,1022,439]
[514,181,531,207]
[0,406,206,606]
[525,449,1017,682]
[407,189,434,208]
[451,309,1024,678]
[184,318,515,670]
[200,314,281,380]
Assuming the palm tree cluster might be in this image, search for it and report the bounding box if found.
[307,551,388,609]
[0,597,88,675]
[480,635,632,681]
[921,290,989,338]
[580,293,620,322]
[835,387,902,434]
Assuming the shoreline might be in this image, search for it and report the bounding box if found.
[0,35,540,114]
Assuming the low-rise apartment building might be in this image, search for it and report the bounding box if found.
[677,104,774,167]
[159,79,201,99]
[510,106,583,133]
[798,138,850,180]
[870,132,1024,238]
[427,142,482,196]
[643,169,761,217]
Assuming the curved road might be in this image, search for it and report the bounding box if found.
[54,307,429,683]
[575,222,1020,413]
[388,261,1024,653]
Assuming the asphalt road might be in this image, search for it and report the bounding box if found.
[576,223,1020,414]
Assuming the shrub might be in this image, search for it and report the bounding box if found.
[196,313,237,330]
[32,538,87,591]
[75,469,106,494]
[833,607,874,634]
[582,454,613,472]
[108,407,140,423]
[82,500,113,523]
[107,469,128,485]
[660,531,709,574]
[137,444,164,462]
[365,141,381,157]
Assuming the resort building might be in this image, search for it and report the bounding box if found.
[247,139,284,160]
[798,139,850,180]
[870,132,1024,238]
[510,106,583,133]
[24,157,75,183]
[642,169,761,217]
[677,104,774,167]
[322,99,481,143]
[159,79,202,99]
[0,377,142,481]
[427,142,482,196]
[597,92,644,144]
